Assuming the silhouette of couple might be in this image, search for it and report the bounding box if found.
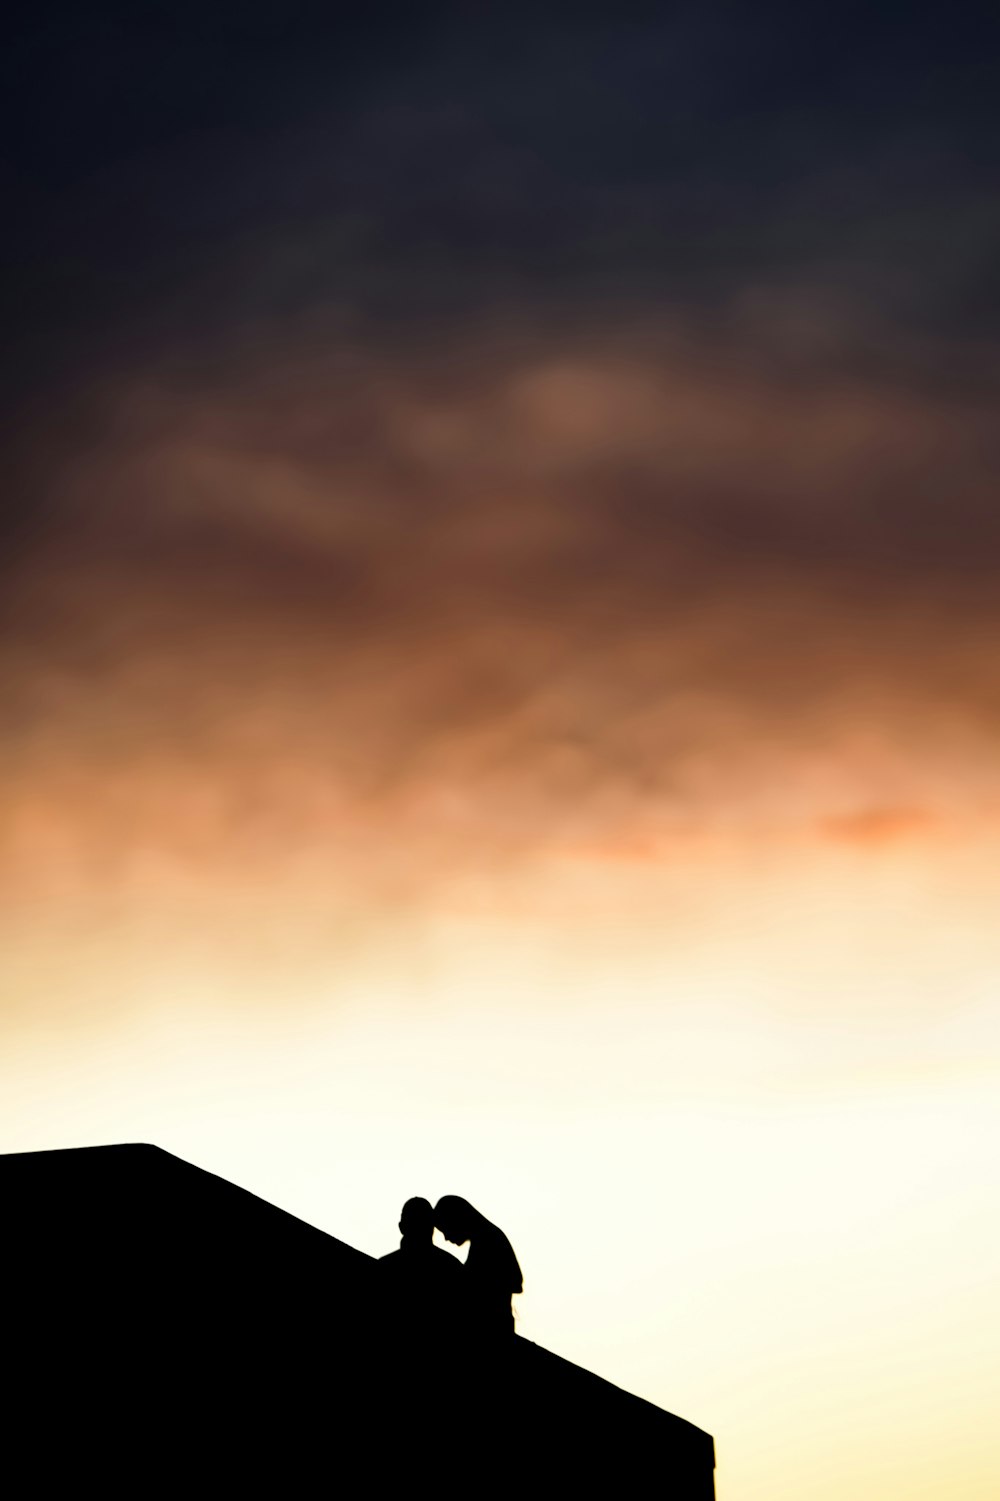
[380,1196,523,1342]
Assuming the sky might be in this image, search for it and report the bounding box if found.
[3,5,1000,1496]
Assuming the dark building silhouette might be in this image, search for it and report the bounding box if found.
[3,1144,715,1495]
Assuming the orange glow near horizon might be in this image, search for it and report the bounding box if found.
[4,341,1000,1498]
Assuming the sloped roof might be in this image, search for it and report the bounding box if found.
[4,1143,714,1496]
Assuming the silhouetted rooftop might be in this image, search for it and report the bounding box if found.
[5,1143,714,1495]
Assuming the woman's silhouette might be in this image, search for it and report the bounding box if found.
[433,1196,523,1339]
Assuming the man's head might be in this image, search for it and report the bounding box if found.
[433,1195,476,1246]
[399,1197,434,1240]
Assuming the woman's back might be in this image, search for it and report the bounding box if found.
[434,1196,523,1338]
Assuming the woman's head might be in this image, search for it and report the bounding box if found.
[433,1195,478,1246]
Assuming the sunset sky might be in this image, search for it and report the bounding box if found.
[3,6,1000,1496]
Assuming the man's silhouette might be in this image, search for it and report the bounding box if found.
[379,1197,464,1342]
[433,1196,522,1340]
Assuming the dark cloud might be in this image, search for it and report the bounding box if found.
[3,4,1000,940]
[3,3,999,405]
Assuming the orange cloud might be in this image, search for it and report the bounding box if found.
[3,331,1000,1028]
[819,806,938,846]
